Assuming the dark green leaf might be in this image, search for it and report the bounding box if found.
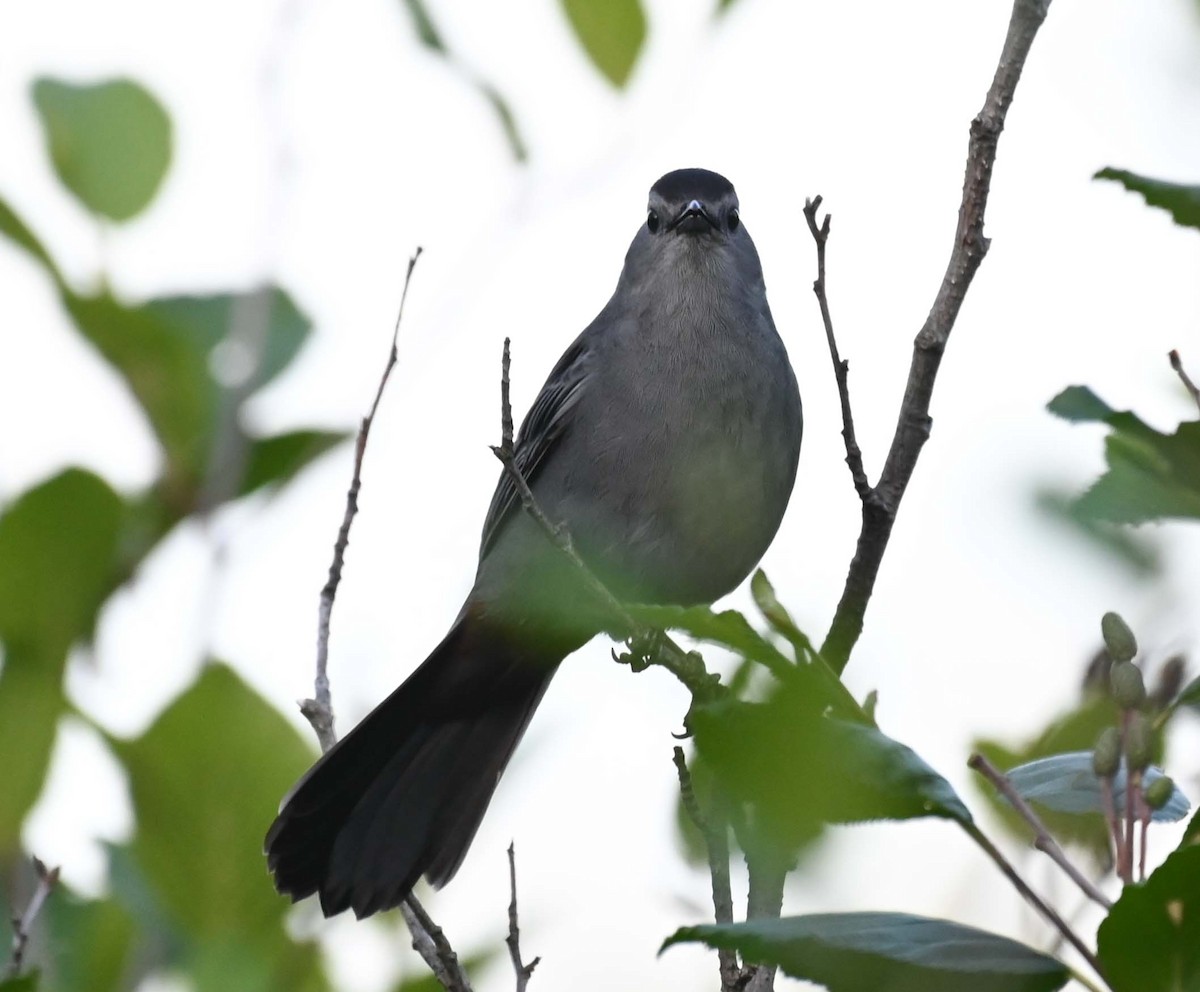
[1183,806,1200,845]
[0,196,62,283]
[1047,387,1200,524]
[43,892,135,992]
[1098,845,1200,991]
[239,430,348,497]
[63,287,313,499]
[1095,168,1200,231]
[1003,752,1188,822]
[32,78,171,222]
[1176,673,1200,713]
[0,973,40,991]
[662,914,1069,992]
[692,682,970,851]
[559,0,646,87]
[115,663,315,943]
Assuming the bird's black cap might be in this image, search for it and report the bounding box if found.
[650,168,736,205]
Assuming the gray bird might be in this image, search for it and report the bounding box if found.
[265,168,803,918]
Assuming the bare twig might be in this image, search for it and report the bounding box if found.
[1099,776,1123,872]
[968,754,1112,909]
[802,198,870,502]
[960,821,1106,983]
[1169,349,1200,416]
[490,338,724,704]
[673,748,742,992]
[5,856,60,980]
[302,247,423,751]
[401,897,473,992]
[506,844,540,992]
[300,248,472,992]
[819,0,1055,674]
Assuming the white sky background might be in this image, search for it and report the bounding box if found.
[2,0,1200,989]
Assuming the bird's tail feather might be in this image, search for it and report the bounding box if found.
[264,613,559,918]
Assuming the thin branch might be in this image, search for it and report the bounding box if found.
[1169,349,1200,416]
[401,897,473,992]
[506,844,540,992]
[490,338,724,705]
[5,856,60,980]
[673,748,742,992]
[968,754,1112,909]
[960,821,1106,983]
[802,198,870,502]
[299,248,472,992]
[302,247,423,751]
[819,0,1054,674]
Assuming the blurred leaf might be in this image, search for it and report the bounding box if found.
[751,568,814,659]
[0,196,61,282]
[115,662,315,944]
[974,694,1126,861]
[0,974,39,991]
[1002,752,1189,822]
[32,77,171,222]
[1184,807,1200,845]
[1177,673,1200,713]
[628,603,862,719]
[692,682,970,851]
[1097,845,1200,991]
[559,0,646,87]
[63,287,312,501]
[662,914,1069,992]
[1095,168,1200,231]
[0,468,124,655]
[239,430,348,497]
[1034,488,1162,576]
[716,0,740,13]
[43,892,135,992]
[398,0,527,162]
[0,470,123,853]
[1048,386,1200,524]
[187,935,329,992]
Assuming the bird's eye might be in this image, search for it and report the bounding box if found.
[647,210,660,234]
[727,208,740,232]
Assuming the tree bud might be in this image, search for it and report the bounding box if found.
[1124,712,1153,772]
[1144,776,1174,811]
[1110,661,1146,710]
[1092,727,1121,778]
[1101,611,1137,663]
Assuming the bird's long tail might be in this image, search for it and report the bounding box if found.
[264,613,561,918]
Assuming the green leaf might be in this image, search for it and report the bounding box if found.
[239,430,348,497]
[0,470,123,853]
[115,663,315,943]
[1098,845,1200,991]
[662,914,1070,992]
[43,892,136,992]
[0,195,62,283]
[0,973,40,991]
[691,682,970,851]
[559,0,646,87]
[1048,387,1200,524]
[1096,168,1200,231]
[1034,488,1162,576]
[1183,806,1200,845]
[32,77,171,222]
[0,468,124,655]
[1002,752,1189,822]
[63,287,313,500]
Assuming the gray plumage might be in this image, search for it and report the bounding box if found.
[265,168,803,918]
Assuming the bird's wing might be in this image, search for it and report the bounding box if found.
[480,336,592,556]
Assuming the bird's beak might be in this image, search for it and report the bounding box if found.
[668,199,717,235]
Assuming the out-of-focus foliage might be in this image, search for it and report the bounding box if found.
[559,0,647,87]
[662,914,1071,992]
[1095,167,1200,231]
[1049,386,1200,524]
[32,79,171,223]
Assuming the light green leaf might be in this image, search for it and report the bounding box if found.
[662,914,1069,992]
[115,663,315,943]
[559,0,647,87]
[43,892,136,992]
[1096,168,1200,231]
[33,77,171,222]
